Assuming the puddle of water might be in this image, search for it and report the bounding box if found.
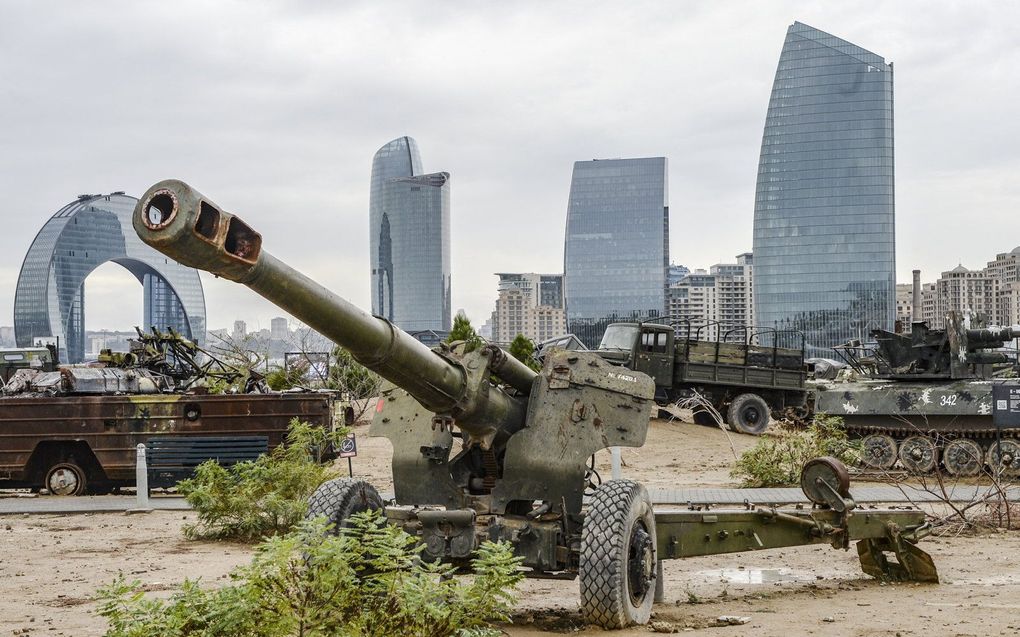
[696,568,817,584]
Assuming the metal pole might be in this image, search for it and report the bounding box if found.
[132,443,152,513]
[654,560,665,603]
[611,446,622,480]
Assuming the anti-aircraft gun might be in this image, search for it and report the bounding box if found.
[134,180,938,628]
[821,312,1020,476]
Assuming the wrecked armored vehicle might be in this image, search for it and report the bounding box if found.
[814,312,1020,476]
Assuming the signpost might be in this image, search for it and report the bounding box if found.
[338,432,357,477]
[990,384,1020,476]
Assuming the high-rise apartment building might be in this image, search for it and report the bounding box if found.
[563,157,669,347]
[490,273,566,345]
[752,22,895,355]
[985,247,1020,327]
[668,253,754,341]
[369,137,451,332]
[895,283,914,330]
[270,317,290,341]
[911,247,1020,329]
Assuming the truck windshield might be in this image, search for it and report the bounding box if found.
[599,325,639,351]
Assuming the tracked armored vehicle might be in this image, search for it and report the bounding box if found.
[133,179,939,629]
[814,312,1020,476]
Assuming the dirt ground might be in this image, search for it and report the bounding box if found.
[2,419,1018,636]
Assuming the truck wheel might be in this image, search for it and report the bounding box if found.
[727,393,771,435]
[306,478,383,532]
[580,479,657,628]
[44,462,87,496]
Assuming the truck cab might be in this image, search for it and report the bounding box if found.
[597,323,675,389]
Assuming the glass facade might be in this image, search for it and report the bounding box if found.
[369,137,451,331]
[14,193,206,363]
[752,22,895,356]
[563,157,669,347]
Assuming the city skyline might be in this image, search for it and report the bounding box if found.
[1,3,1018,332]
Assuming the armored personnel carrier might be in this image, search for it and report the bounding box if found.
[814,312,1020,476]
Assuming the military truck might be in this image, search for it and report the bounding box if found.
[0,330,334,495]
[595,322,808,434]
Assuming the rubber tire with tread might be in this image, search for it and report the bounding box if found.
[44,462,87,496]
[306,478,383,533]
[579,479,657,629]
[726,393,771,435]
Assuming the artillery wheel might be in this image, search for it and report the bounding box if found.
[306,478,383,533]
[44,462,87,496]
[726,393,771,435]
[898,435,938,474]
[942,439,983,477]
[800,457,850,507]
[860,434,898,470]
[985,439,1020,477]
[580,479,657,629]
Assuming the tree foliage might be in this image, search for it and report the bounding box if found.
[507,334,541,372]
[178,419,346,541]
[446,313,484,353]
[731,415,861,487]
[97,513,524,637]
[328,346,381,400]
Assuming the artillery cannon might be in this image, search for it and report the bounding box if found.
[134,180,938,628]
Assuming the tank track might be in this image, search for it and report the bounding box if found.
[844,416,1020,477]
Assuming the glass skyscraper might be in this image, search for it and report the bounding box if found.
[563,157,669,347]
[752,22,895,356]
[14,193,206,363]
[369,137,451,332]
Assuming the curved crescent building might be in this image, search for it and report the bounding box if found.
[369,137,451,331]
[752,22,895,355]
[14,193,206,363]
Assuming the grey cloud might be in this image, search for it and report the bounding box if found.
[1,1,1019,332]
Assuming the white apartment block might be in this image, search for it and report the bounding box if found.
[668,253,753,341]
[490,273,566,345]
[895,283,914,329]
[913,248,1020,329]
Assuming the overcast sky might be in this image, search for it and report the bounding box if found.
[2,1,1019,334]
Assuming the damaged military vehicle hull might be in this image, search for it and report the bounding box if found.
[816,314,1020,477]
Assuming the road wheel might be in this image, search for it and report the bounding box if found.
[899,435,938,474]
[726,393,771,435]
[306,478,383,533]
[860,434,898,470]
[580,479,657,628]
[942,439,983,476]
[44,462,87,496]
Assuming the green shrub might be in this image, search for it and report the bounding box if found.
[731,414,861,487]
[178,419,346,541]
[97,513,524,637]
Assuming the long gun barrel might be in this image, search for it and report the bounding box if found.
[132,179,532,445]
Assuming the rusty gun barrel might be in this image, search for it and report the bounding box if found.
[132,180,529,443]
